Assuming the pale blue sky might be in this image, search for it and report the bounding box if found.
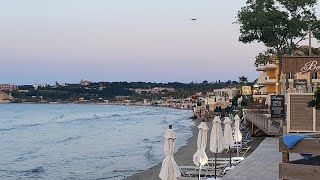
[1,0,318,84]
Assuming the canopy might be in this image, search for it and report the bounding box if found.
[210,116,224,154]
[159,128,181,180]
[193,122,209,167]
[234,115,242,142]
[223,117,234,149]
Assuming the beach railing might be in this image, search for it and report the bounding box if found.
[245,110,282,136]
[279,136,320,180]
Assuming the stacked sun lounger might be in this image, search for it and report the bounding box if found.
[178,116,251,179]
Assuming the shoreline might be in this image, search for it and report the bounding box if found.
[123,120,266,180]
[2,102,193,111]
[123,120,198,180]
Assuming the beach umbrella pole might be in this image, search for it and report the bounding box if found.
[229,145,232,167]
[199,166,201,180]
[237,142,239,157]
[215,153,217,179]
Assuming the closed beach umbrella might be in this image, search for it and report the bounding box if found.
[159,125,181,180]
[193,121,209,166]
[210,116,224,178]
[193,121,209,179]
[223,117,234,148]
[210,116,224,153]
[265,95,270,106]
[223,117,234,167]
[234,115,243,157]
[234,115,242,142]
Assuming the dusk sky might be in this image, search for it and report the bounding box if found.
[1,0,319,85]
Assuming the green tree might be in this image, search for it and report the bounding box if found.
[295,46,320,55]
[308,88,320,109]
[238,76,248,83]
[237,0,320,93]
[254,51,271,67]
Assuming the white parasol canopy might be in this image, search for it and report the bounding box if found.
[159,128,181,180]
[210,116,224,154]
[265,95,270,106]
[193,122,209,167]
[223,117,234,149]
[234,115,242,143]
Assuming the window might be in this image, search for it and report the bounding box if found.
[311,72,318,79]
[286,72,293,79]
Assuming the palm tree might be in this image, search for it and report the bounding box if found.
[239,76,248,84]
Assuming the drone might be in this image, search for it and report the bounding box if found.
[190,18,197,21]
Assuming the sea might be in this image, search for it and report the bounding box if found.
[0,104,194,180]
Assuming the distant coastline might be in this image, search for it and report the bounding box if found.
[1,101,194,111]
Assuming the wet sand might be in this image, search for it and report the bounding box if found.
[123,120,265,180]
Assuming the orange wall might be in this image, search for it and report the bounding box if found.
[267,69,276,78]
[266,84,276,93]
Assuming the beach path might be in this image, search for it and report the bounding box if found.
[222,137,301,180]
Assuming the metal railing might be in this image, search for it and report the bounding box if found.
[245,110,282,135]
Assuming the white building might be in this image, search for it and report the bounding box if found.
[32,84,47,90]
[213,86,240,100]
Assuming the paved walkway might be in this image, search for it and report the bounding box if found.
[222,137,301,180]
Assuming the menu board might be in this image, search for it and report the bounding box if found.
[294,79,307,92]
[270,95,285,118]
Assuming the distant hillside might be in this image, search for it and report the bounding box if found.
[9,81,238,103]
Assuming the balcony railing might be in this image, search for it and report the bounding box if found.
[265,76,277,84]
[256,63,277,71]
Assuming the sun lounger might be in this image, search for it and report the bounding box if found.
[179,164,226,177]
[207,159,232,167]
[182,169,223,178]
[221,165,235,175]
[208,157,244,162]
[207,157,244,163]
[177,177,207,180]
[179,166,211,177]
[207,156,245,167]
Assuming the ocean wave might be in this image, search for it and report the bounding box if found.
[23,166,45,174]
[113,169,143,173]
[51,115,64,121]
[19,123,42,128]
[0,127,15,132]
[145,145,154,160]
[111,114,121,117]
[55,136,81,144]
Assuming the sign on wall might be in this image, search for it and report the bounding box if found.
[241,86,252,95]
[270,95,285,118]
[282,56,320,73]
[294,79,308,92]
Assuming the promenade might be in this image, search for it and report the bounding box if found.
[222,137,301,180]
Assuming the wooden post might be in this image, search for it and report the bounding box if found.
[280,136,289,180]
[251,122,254,137]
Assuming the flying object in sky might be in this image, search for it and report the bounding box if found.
[190,18,197,21]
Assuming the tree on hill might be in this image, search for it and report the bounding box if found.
[237,0,320,93]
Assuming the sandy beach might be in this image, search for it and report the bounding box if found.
[123,119,265,180]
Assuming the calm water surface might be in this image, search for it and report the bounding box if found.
[0,104,193,179]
